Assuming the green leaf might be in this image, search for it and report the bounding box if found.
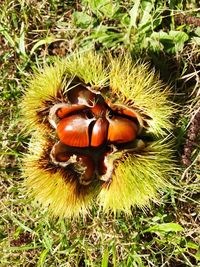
[84,0,119,18]
[156,31,174,53]
[13,226,23,239]
[139,0,153,26]
[169,30,189,52]
[101,247,109,267]
[148,37,164,52]
[11,216,35,233]
[153,30,189,53]
[83,25,124,49]
[0,25,16,48]
[30,36,56,55]
[43,233,53,250]
[38,249,49,266]
[72,11,93,29]
[129,0,140,28]
[112,244,117,267]
[143,223,184,233]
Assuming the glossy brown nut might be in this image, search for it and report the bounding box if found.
[56,104,86,119]
[118,108,138,119]
[57,114,93,147]
[77,155,95,180]
[91,118,108,147]
[51,141,72,162]
[90,102,107,117]
[108,116,138,143]
[67,86,96,106]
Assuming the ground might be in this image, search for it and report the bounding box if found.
[0,1,200,266]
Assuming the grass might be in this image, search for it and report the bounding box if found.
[0,0,200,266]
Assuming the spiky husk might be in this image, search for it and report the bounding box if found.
[22,131,98,218]
[21,52,175,217]
[98,140,175,213]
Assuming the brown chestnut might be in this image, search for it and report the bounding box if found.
[56,104,86,119]
[51,141,74,160]
[67,86,95,106]
[107,116,138,143]
[90,102,107,117]
[57,114,94,147]
[91,118,108,147]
